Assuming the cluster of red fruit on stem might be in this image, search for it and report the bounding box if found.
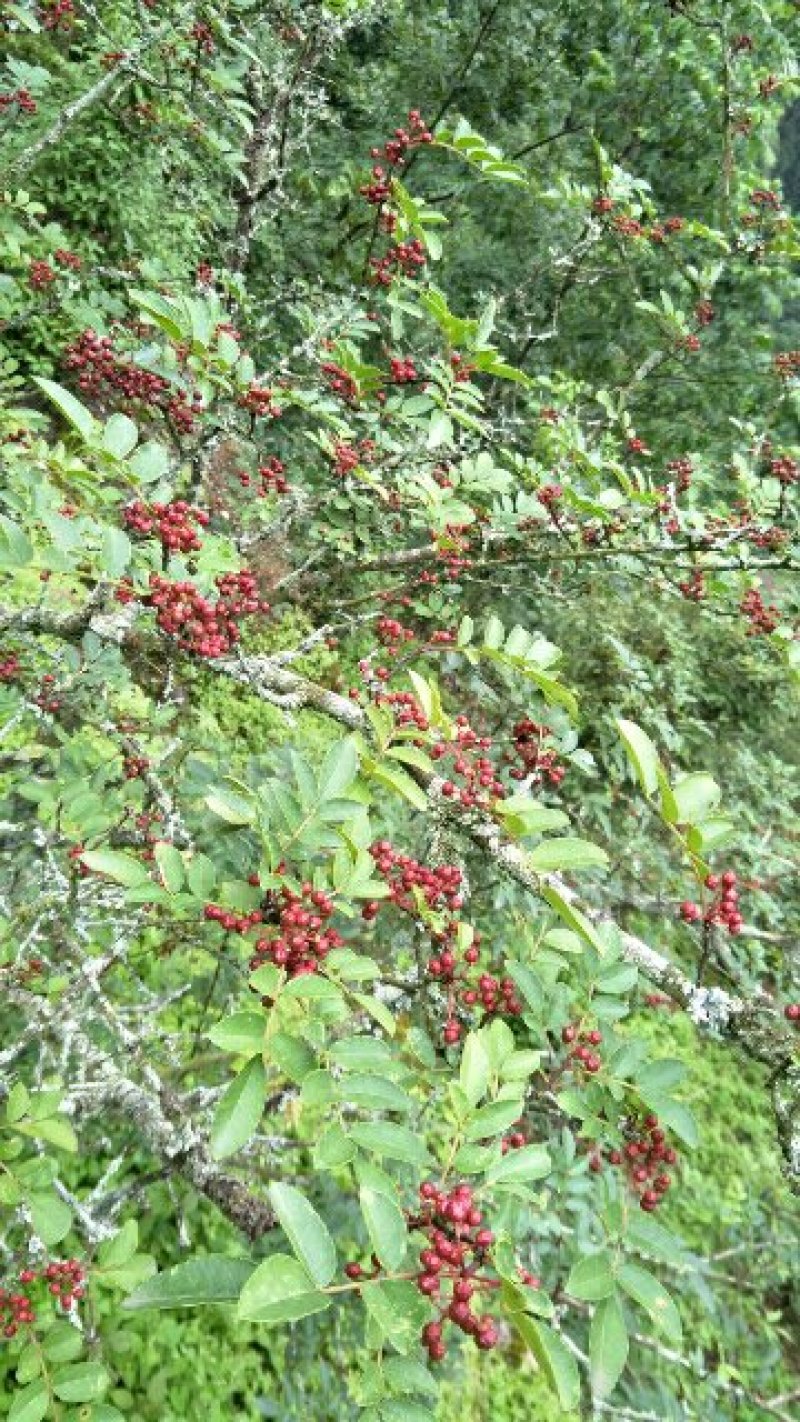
[428,931,523,1045]
[740,587,780,635]
[364,843,463,918]
[783,1003,800,1026]
[0,652,20,682]
[145,570,269,657]
[679,870,743,936]
[678,568,706,602]
[28,260,56,290]
[238,383,281,419]
[65,330,202,433]
[2,1260,85,1336]
[410,1182,499,1361]
[561,1021,604,1075]
[249,883,342,978]
[40,0,74,28]
[590,1114,678,1212]
[123,753,149,779]
[0,89,37,114]
[370,238,427,286]
[123,500,210,554]
[507,720,566,787]
[331,438,375,476]
[33,672,61,714]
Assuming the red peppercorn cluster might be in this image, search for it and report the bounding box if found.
[256,457,289,495]
[330,438,375,476]
[434,716,506,810]
[428,933,523,1045]
[238,383,281,419]
[695,300,715,326]
[450,352,476,383]
[773,351,800,381]
[681,334,701,353]
[33,672,61,714]
[678,568,706,601]
[666,456,693,492]
[249,884,342,977]
[0,652,20,682]
[68,844,90,877]
[29,260,56,290]
[0,89,38,114]
[769,456,798,486]
[740,587,780,635]
[40,0,74,29]
[190,19,214,51]
[592,1114,678,1211]
[561,1021,604,1075]
[322,362,359,404]
[65,330,202,433]
[54,249,82,270]
[365,842,464,917]
[536,483,563,510]
[146,570,269,657]
[1,1284,35,1336]
[370,238,427,286]
[783,1003,800,1025]
[123,753,149,779]
[371,110,434,168]
[507,720,566,788]
[123,499,209,553]
[2,1259,86,1336]
[679,870,743,935]
[410,1182,499,1361]
[388,356,417,384]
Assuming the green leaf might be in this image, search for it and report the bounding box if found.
[129,440,170,483]
[100,526,132,576]
[484,1143,552,1185]
[617,719,661,796]
[8,1379,49,1422]
[52,1361,109,1403]
[360,1186,408,1271]
[34,377,96,439]
[350,1122,431,1166]
[365,760,429,812]
[617,1263,682,1343]
[0,516,33,568]
[207,1012,265,1055]
[7,1081,30,1123]
[459,1032,490,1108]
[268,1183,337,1287]
[41,1323,83,1363]
[80,850,149,887]
[464,1098,524,1141]
[236,1253,330,1324]
[319,737,359,798]
[528,838,608,872]
[626,1215,688,1267]
[590,1293,628,1398]
[340,1074,413,1112]
[29,1191,72,1246]
[541,883,607,956]
[514,1315,580,1412]
[314,1122,356,1169]
[124,1255,254,1311]
[566,1250,616,1302]
[96,1220,138,1270]
[671,772,721,824]
[381,1403,436,1422]
[205,789,255,825]
[209,1055,266,1159]
[153,841,185,893]
[102,412,138,458]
